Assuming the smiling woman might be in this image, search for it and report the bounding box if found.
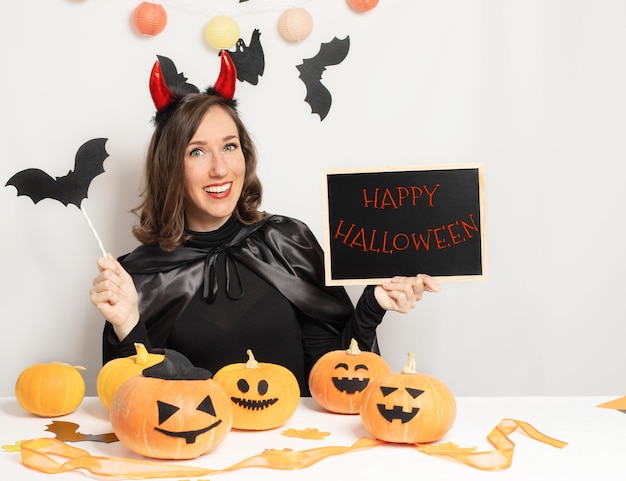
[88,51,439,398]
[182,107,246,232]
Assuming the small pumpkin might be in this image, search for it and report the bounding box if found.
[15,362,86,417]
[360,352,456,444]
[213,349,300,430]
[110,349,232,460]
[96,342,165,410]
[309,338,392,414]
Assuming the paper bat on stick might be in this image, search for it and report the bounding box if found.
[296,36,350,121]
[5,138,109,256]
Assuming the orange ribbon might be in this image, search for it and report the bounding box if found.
[17,419,566,478]
[416,418,567,471]
[19,436,382,479]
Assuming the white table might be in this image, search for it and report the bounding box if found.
[1,396,625,480]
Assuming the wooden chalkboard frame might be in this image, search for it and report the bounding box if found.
[321,163,487,286]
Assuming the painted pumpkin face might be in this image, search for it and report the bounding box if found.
[309,338,391,414]
[213,349,300,430]
[360,352,456,444]
[109,350,232,460]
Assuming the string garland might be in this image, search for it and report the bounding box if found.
[152,0,311,17]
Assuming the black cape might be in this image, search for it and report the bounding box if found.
[105,215,381,366]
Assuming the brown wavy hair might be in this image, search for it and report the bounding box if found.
[132,94,264,251]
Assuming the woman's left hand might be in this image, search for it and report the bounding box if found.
[374,274,440,313]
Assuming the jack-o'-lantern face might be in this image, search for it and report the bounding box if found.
[213,350,300,430]
[109,350,233,460]
[331,362,371,394]
[360,353,456,444]
[309,339,392,414]
[111,377,233,459]
[375,386,424,423]
[154,394,223,443]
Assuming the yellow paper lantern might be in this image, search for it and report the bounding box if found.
[347,0,379,12]
[132,2,168,36]
[205,16,240,50]
[278,8,313,42]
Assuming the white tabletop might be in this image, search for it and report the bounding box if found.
[1,396,624,480]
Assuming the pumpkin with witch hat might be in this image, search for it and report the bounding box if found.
[110,349,232,460]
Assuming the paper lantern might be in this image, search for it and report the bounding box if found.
[347,0,379,12]
[205,16,240,49]
[132,2,168,36]
[278,8,313,42]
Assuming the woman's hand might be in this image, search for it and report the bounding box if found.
[374,274,440,313]
[89,254,140,341]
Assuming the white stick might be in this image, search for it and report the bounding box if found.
[80,205,107,258]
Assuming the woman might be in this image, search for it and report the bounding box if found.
[90,52,439,395]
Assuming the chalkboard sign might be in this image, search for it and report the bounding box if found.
[322,163,487,285]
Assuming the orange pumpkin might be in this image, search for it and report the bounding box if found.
[15,362,85,417]
[96,343,164,410]
[309,338,391,414]
[110,350,232,460]
[213,349,300,430]
[360,352,456,443]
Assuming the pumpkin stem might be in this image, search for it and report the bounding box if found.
[346,338,362,355]
[246,349,259,369]
[401,352,417,374]
[134,343,150,365]
[52,362,86,371]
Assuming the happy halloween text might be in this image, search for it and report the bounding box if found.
[332,183,479,254]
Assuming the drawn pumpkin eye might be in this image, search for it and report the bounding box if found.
[258,380,269,395]
[157,400,180,424]
[355,364,369,371]
[197,395,217,416]
[380,386,398,397]
[334,363,349,370]
[237,379,250,393]
[406,388,424,399]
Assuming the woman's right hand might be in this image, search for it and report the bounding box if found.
[90,254,140,341]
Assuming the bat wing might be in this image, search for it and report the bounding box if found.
[6,168,65,205]
[5,138,110,208]
[156,55,199,96]
[228,28,265,85]
[296,36,351,121]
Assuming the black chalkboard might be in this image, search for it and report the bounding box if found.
[322,163,487,285]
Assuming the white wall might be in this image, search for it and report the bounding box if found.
[1,0,625,397]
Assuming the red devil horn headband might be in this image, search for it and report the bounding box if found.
[149,50,237,112]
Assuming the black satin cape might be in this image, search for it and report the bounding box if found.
[111,215,380,364]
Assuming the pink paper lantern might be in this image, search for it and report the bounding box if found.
[347,0,379,12]
[278,8,313,42]
[132,2,168,36]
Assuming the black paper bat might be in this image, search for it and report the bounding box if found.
[296,36,351,121]
[5,138,109,208]
[228,28,265,85]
